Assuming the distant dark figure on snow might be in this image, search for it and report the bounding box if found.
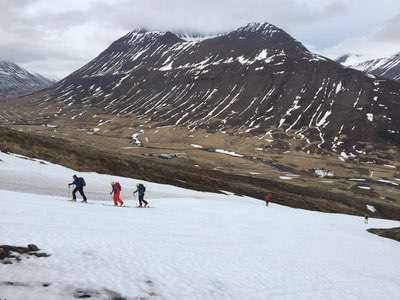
[110,181,124,207]
[364,214,369,224]
[264,194,271,207]
[134,183,148,208]
[68,175,87,203]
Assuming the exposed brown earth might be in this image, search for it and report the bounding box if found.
[367,227,400,242]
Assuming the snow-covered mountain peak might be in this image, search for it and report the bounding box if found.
[233,22,284,37]
[119,22,289,45]
[120,29,183,46]
[228,22,307,54]
[0,61,54,96]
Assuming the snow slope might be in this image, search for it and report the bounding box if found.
[0,152,400,299]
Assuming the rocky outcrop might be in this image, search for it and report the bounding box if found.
[0,244,50,264]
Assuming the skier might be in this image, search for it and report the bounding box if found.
[68,175,87,203]
[264,194,271,207]
[134,183,148,208]
[110,181,124,207]
[364,214,369,224]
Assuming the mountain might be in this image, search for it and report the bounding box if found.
[31,22,400,154]
[351,52,400,81]
[0,61,54,96]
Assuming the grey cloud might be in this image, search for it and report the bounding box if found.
[85,0,339,34]
[0,38,79,63]
[1,0,400,77]
[321,1,348,17]
[3,0,333,77]
[373,14,400,42]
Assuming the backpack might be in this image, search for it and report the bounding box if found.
[80,177,86,187]
[138,184,146,193]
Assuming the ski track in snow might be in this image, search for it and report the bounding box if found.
[0,152,400,299]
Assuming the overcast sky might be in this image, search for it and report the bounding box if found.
[2,0,400,78]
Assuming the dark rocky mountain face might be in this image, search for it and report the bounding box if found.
[0,61,54,96]
[352,53,400,81]
[34,22,400,154]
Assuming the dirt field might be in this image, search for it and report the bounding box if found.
[368,228,400,242]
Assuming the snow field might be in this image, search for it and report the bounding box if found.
[0,152,400,299]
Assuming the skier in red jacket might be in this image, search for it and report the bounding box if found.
[110,181,124,207]
[264,194,271,207]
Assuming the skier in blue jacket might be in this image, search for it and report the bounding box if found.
[134,183,148,207]
[68,175,87,203]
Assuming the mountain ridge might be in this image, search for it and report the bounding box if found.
[0,61,54,96]
[28,22,400,155]
[351,52,400,81]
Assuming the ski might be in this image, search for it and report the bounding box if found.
[101,203,131,208]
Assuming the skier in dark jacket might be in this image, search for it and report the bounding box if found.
[364,214,369,224]
[134,183,148,207]
[68,175,87,203]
